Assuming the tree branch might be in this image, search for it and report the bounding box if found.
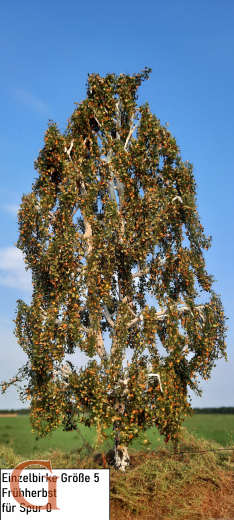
[115,99,122,141]
[91,108,101,129]
[48,210,56,222]
[132,257,166,279]
[53,363,71,388]
[155,304,205,322]
[64,139,75,160]
[127,312,144,329]
[107,172,117,202]
[95,330,110,361]
[63,140,91,254]
[116,377,129,396]
[80,324,110,361]
[124,120,140,151]
[148,373,163,392]
[102,303,115,328]
[132,267,150,279]
[117,365,163,395]
[172,196,183,204]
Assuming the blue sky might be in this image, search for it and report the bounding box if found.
[0,0,233,410]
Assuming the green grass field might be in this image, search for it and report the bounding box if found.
[1,413,234,460]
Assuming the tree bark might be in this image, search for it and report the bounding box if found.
[113,401,130,471]
[113,424,130,472]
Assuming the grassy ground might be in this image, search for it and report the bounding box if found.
[1,414,234,519]
[0,428,234,519]
[0,413,234,459]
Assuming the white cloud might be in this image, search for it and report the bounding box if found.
[0,247,32,290]
[0,323,29,410]
[2,204,19,217]
[12,89,50,116]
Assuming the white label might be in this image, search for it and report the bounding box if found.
[1,468,110,519]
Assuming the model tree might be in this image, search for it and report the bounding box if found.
[1,68,228,471]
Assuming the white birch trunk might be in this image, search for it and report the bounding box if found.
[112,399,130,471]
[113,423,130,472]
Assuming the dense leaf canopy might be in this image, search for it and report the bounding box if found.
[1,68,228,451]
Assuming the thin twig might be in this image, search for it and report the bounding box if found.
[159,447,234,456]
[124,121,140,151]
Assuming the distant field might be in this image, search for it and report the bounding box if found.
[1,413,234,460]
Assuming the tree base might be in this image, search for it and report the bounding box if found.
[114,437,130,472]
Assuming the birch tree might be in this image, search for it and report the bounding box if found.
[1,68,228,471]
